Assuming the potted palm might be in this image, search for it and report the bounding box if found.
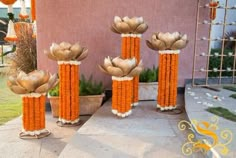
[139,66,158,100]
[48,74,104,117]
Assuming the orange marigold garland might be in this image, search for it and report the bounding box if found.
[58,61,81,125]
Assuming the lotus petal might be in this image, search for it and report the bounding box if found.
[115,22,131,34]
[70,43,83,59]
[59,42,71,50]
[112,57,136,75]
[126,17,139,31]
[35,83,49,93]
[181,34,188,41]
[10,85,29,94]
[44,50,57,61]
[128,66,143,77]
[151,37,166,50]
[104,57,113,68]
[7,75,17,86]
[50,43,60,54]
[98,65,109,75]
[17,75,38,92]
[28,70,50,86]
[48,74,58,88]
[110,24,121,34]
[63,50,74,61]
[146,40,156,50]
[114,16,122,23]
[134,23,148,34]
[50,49,65,61]
[137,17,144,24]
[77,48,88,61]
[106,66,124,77]
[171,39,188,50]
[158,32,177,49]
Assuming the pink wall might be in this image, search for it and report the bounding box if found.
[37,0,200,88]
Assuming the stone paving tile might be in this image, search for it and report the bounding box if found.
[185,84,236,158]
[0,113,90,158]
[60,95,204,158]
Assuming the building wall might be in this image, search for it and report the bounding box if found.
[37,0,201,88]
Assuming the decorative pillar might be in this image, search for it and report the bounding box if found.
[146,32,188,111]
[7,70,58,138]
[45,42,88,126]
[112,76,133,117]
[99,57,143,118]
[111,16,148,106]
[58,61,80,125]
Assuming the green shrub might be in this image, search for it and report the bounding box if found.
[208,49,234,77]
[48,83,59,96]
[48,75,104,96]
[139,66,158,82]
[80,75,104,96]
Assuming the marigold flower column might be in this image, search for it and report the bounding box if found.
[7,70,58,138]
[99,57,143,117]
[111,16,148,106]
[146,32,188,111]
[45,42,88,126]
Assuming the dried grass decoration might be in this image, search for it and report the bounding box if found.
[99,57,143,118]
[111,16,148,106]
[8,22,37,74]
[7,70,58,138]
[146,32,188,111]
[45,42,88,126]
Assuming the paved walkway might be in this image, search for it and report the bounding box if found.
[59,95,204,158]
[0,113,90,158]
[185,85,236,158]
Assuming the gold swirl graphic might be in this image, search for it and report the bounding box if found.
[178,116,233,156]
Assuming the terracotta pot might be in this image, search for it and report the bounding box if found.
[48,96,59,118]
[47,94,104,117]
[139,82,158,101]
[80,94,104,115]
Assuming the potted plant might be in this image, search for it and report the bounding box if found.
[139,66,158,100]
[48,84,60,117]
[79,74,104,115]
[48,74,104,117]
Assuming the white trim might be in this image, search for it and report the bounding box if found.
[21,93,46,98]
[112,76,133,81]
[132,102,139,106]
[157,104,177,111]
[21,129,48,136]
[57,61,81,65]
[58,118,80,124]
[158,50,180,54]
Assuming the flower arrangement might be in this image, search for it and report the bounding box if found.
[45,42,88,125]
[110,16,148,106]
[7,70,58,138]
[146,32,188,111]
[99,57,143,117]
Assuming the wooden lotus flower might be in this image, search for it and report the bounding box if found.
[7,70,58,94]
[44,42,88,61]
[146,32,188,50]
[99,57,143,77]
[111,16,148,34]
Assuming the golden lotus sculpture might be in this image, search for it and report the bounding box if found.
[146,32,188,50]
[99,57,143,77]
[8,70,58,94]
[111,16,148,34]
[44,42,88,61]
